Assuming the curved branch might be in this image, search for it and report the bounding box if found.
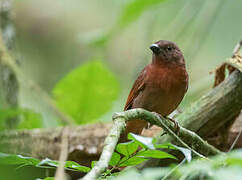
[82,108,222,180]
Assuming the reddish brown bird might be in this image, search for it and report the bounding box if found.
[120,40,188,142]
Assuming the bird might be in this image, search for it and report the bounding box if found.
[119,40,189,142]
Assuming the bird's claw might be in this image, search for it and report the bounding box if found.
[152,112,162,119]
[153,112,180,135]
[166,116,180,135]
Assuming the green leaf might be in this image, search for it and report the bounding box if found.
[154,142,177,150]
[91,161,97,168]
[0,108,43,130]
[128,133,155,149]
[136,150,176,160]
[53,60,120,124]
[17,109,43,130]
[119,156,147,167]
[36,178,54,180]
[116,140,139,156]
[37,158,90,172]
[109,152,121,166]
[0,153,90,173]
[0,152,40,166]
[65,161,90,172]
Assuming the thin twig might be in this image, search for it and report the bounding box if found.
[161,158,186,180]
[232,39,242,57]
[228,129,242,152]
[55,128,69,180]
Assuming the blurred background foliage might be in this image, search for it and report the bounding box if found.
[0,0,241,129]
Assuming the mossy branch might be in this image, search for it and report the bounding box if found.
[82,108,222,180]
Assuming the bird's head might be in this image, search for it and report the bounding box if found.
[150,40,185,66]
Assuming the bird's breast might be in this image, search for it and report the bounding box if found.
[133,65,188,115]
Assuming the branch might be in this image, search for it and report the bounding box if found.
[82,117,125,180]
[83,108,222,180]
[55,128,69,180]
[0,123,112,161]
[176,70,242,138]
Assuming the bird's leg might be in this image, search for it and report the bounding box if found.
[152,112,180,135]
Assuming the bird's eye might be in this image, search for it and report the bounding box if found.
[167,47,172,51]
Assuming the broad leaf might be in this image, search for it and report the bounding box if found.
[119,156,147,167]
[0,153,90,173]
[109,152,121,166]
[38,158,90,172]
[154,142,177,150]
[0,108,43,130]
[65,161,90,172]
[53,60,120,124]
[136,150,176,159]
[17,109,43,130]
[0,152,39,166]
[116,140,139,156]
[91,161,97,168]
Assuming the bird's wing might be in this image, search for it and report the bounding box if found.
[124,67,147,110]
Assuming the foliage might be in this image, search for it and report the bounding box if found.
[0,133,186,179]
[112,149,242,180]
[101,133,191,178]
[0,108,43,130]
[0,152,90,173]
[52,60,120,124]
[1,132,242,180]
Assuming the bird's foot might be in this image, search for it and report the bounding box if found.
[164,116,180,135]
[152,112,180,135]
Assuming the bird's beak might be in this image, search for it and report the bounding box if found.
[149,44,161,54]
